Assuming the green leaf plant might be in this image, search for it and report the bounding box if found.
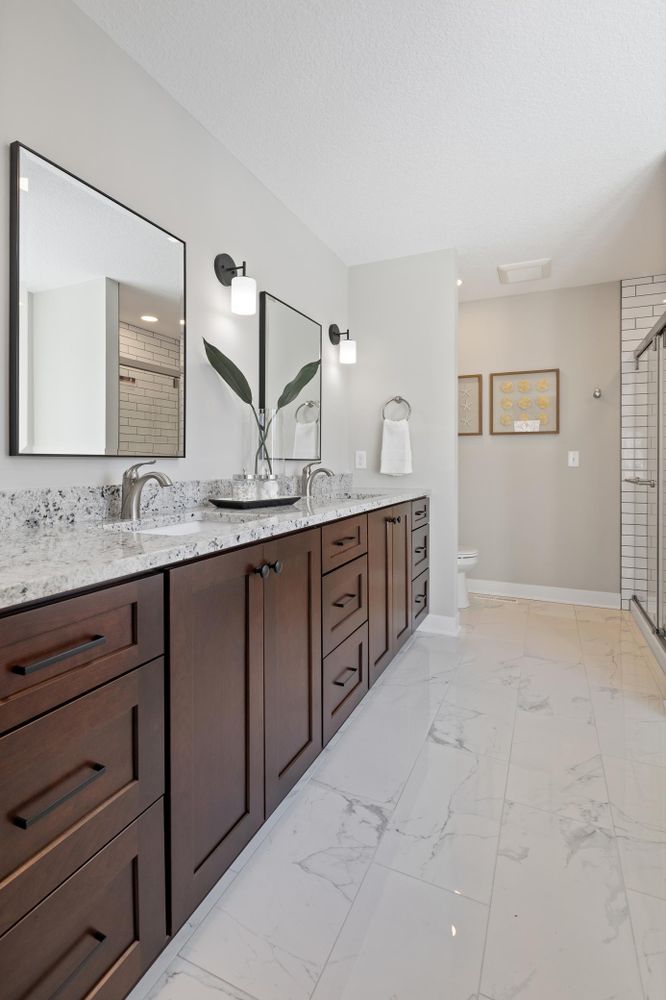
[204,338,320,474]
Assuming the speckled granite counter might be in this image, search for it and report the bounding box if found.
[0,489,428,613]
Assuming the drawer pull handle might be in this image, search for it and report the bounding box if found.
[333,535,357,547]
[11,634,107,677]
[13,762,107,830]
[414,508,427,518]
[333,666,359,687]
[414,545,427,553]
[415,594,426,604]
[48,930,107,1000]
[333,592,357,608]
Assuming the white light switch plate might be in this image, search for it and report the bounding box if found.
[355,450,367,469]
[568,451,580,468]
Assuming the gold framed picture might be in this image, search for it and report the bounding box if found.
[489,369,560,434]
[458,374,482,435]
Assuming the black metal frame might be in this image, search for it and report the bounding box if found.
[9,141,187,458]
[259,291,322,463]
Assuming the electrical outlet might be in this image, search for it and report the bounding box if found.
[355,450,367,469]
[568,451,580,468]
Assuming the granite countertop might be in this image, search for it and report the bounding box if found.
[0,488,428,613]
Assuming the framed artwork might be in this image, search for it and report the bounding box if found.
[458,374,482,435]
[490,369,560,434]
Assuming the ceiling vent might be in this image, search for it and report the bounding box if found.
[497,258,552,284]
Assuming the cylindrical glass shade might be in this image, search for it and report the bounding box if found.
[231,274,257,315]
[339,338,357,364]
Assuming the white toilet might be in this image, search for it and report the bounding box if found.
[457,548,479,609]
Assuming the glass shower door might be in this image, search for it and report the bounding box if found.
[643,341,659,626]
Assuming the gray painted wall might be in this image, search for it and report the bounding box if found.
[349,250,459,620]
[459,282,621,595]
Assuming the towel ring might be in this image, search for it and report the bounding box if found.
[295,400,320,424]
[382,396,412,421]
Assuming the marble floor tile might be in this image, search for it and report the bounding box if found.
[430,674,517,763]
[380,632,462,688]
[375,739,508,903]
[516,655,592,721]
[627,889,666,1000]
[311,865,488,1000]
[585,650,660,696]
[527,600,577,620]
[591,684,666,768]
[147,959,255,999]
[181,782,387,1000]
[524,618,582,664]
[575,606,626,623]
[507,711,612,828]
[605,754,666,901]
[480,801,643,1000]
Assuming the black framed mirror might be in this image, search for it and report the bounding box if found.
[259,292,322,461]
[9,142,186,457]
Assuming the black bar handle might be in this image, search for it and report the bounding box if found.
[414,594,426,604]
[333,592,357,608]
[48,930,107,1000]
[13,762,107,830]
[11,635,107,677]
[269,560,283,575]
[414,508,427,518]
[333,666,359,687]
[333,535,357,547]
[414,545,427,553]
[254,563,270,578]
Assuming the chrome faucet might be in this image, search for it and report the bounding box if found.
[302,463,334,500]
[120,460,173,520]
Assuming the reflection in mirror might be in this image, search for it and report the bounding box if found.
[10,143,186,456]
[260,292,321,461]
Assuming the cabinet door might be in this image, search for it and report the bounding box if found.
[169,545,265,932]
[264,528,322,816]
[368,507,393,685]
[391,502,413,653]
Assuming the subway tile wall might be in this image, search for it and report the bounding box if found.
[118,323,183,456]
[621,274,666,610]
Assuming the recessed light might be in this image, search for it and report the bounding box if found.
[140,315,158,323]
[456,278,463,287]
[497,258,552,284]
[19,177,29,192]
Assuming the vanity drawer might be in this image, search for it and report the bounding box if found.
[322,555,368,656]
[411,524,429,579]
[412,569,429,627]
[322,515,368,573]
[323,623,369,745]
[0,658,164,936]
[0,798,166,1000]
[0,575,163,733]
[411,497,429,530]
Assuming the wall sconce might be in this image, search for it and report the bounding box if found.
[329,324,357,364]
[213,253,257,316]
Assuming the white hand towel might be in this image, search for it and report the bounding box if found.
[293,420,318,459]
[380,418,412,475]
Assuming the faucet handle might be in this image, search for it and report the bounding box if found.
[123,460,156,483]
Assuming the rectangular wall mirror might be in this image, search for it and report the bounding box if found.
[259,292,321,461]
[9,142,186,456]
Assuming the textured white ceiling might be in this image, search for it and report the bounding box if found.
[74,0,666,300]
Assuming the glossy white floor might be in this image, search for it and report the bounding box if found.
[134,597,666,1000]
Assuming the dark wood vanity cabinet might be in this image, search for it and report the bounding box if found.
[368,502,413,685]
[168,527,322,930]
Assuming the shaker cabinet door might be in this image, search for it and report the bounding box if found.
[264,528,322,816]
[169,545,265,932]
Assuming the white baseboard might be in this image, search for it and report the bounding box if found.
[417,614,460,637]
[468,578,621,610]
